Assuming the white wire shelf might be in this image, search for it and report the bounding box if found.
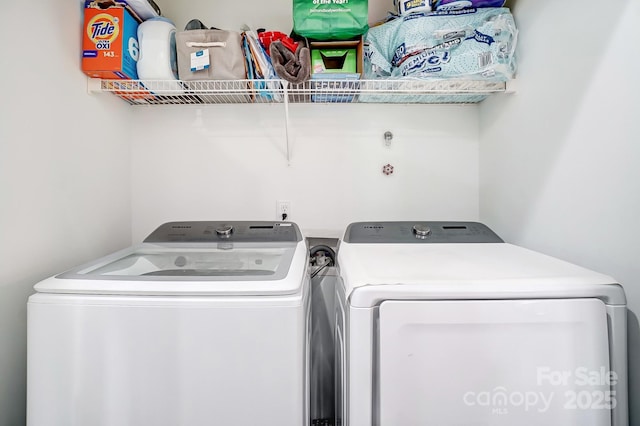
[90,78,510,105]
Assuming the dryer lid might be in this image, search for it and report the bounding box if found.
[338,242,625,306]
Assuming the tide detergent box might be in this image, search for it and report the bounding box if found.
[82,4,139,79]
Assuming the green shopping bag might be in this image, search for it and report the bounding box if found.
[293,0,368,40]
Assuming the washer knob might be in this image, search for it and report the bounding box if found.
[412,224,431,239]
[215,225,233,238]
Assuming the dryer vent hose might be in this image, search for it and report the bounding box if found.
[309,245,336,278]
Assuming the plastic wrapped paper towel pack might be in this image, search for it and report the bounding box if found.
[364,7,518,81]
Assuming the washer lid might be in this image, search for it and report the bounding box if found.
[65,243,297,279]
[35,237,308,296]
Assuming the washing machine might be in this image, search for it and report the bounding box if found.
[335,221,627,426]
[27,221,310,426]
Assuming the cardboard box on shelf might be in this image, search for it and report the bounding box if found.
[84,1,146,23]
[311,48,357,74]
[309,38,363,103]
[82,3,139,79]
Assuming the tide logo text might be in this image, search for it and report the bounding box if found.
[87,14,120,48]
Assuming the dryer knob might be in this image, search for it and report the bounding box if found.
[412,224,431,239]
[215,225,233,238]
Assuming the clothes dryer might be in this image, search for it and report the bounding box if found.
[336,221,627,426]
[28,221,310,426]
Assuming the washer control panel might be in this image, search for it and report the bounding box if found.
[144,221,303,243]
[343,222,503,244]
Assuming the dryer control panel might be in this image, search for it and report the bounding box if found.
[343,221,503,244]
[144,221,303,243]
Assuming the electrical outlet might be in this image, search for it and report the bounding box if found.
[277,200,291,221]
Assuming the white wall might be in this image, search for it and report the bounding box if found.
[0,3,133,425]
[160,0,394,34]
[479,0,640,421]
[130,104,480,241]
[130,1,481,242]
